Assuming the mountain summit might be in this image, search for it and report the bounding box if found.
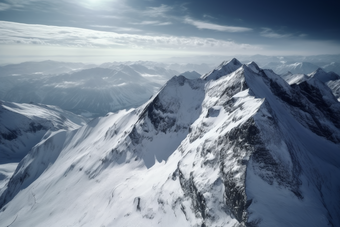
[0,59,339,227]
[201,58,242,80]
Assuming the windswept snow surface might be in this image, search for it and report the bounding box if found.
[0,59,340,227]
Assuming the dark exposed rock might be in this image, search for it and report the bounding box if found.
[223,171,247,222]
[219,119,258,223]
[134,197,141,211]
[1,129,20,141]
[178,168,207,223]
[28,122,46,133]
[147,96,176,133]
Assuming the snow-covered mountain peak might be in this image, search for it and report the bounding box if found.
[200,59,292,101]
[179,71,201,79]
[309,67,340,83]
[245,61,261,73]
[309,67,326,76]
[201,58,242,81]
[222,57,242,66]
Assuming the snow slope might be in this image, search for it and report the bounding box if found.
[327,79,340,101]
[0,101,87,196]
[0,100,87,161]
[0,59,339,227]
[280,72,309,85]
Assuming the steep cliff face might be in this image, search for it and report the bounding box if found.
[0,59,339,227]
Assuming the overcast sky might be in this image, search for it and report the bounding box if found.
[0,0,339,63]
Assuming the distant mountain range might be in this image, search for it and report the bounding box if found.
[260,61,340,75]
[279,68,340,101]
[0,60,212,76]
[0,60,96,76]
[236,54,340,69]
[0,61,206,117]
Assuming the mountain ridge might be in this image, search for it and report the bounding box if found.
[0,59,339,227]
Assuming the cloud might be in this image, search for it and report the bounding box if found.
[143,4,172,17]
[0,3,10,11]
[203,14,216,19]
[0,21,260,52]
[260,28,291,38]
[131,21,172,26]
[73,0,123,12]
[184,18,252,32]
[90,25,142,32]
[299,33,308,37]
[157,22,172,26]
[0,0,54,11]
[0,0,125,13]
[99,15,122,19]
[132,21,159,25]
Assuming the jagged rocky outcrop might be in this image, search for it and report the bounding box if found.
[0,59,339,227]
